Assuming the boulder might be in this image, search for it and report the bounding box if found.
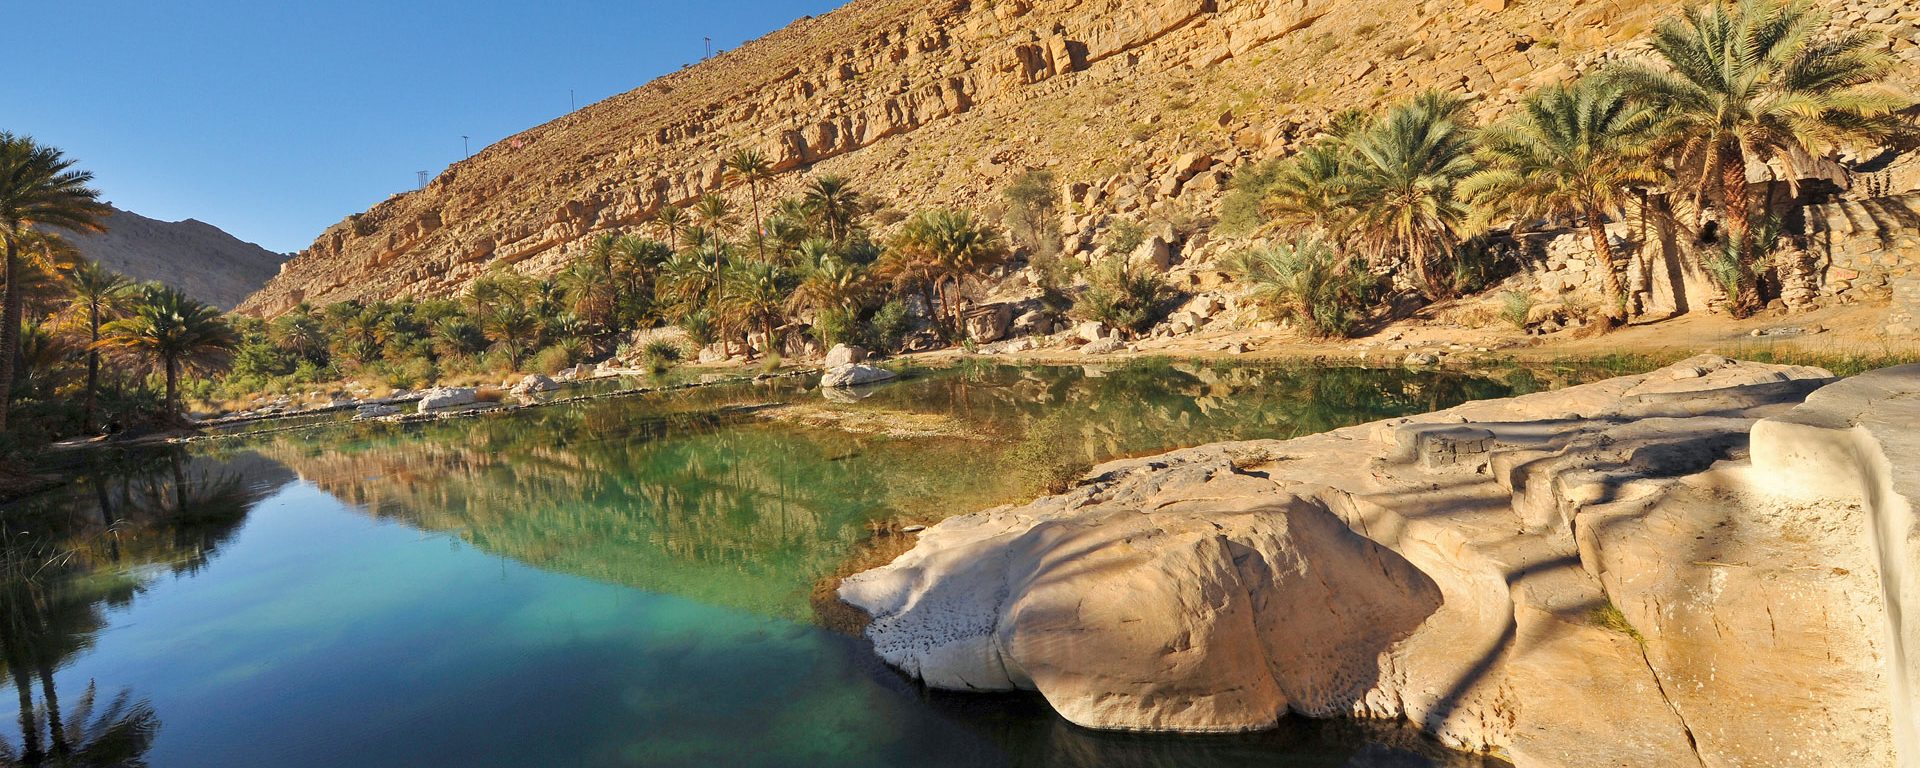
[824,344,868,368]
[1013,310,1053,336]
[1403,351,1442,367]
[512,374,559,394]
[843,358,1911,767]
[416,387,478,413]
[1081,337,1125,355]
[820,364,899,388]
[964,304,1014,343]
[1072,321,1110,344]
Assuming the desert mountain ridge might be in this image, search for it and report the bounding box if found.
[237,0,1920,318]
[65,204,289,310]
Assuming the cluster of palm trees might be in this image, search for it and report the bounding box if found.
[1,133,238,443]
[1239,0,1904,328]
[228,155,1012,397]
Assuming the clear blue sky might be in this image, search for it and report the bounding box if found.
[7,0,846,254]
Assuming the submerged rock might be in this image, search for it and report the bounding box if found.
[353,404,401,420]
[821,364,897,389]
[843,357,1920,767]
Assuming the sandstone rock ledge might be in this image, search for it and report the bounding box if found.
[840,357,1920,768]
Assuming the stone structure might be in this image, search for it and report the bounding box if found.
[843,358,1920,767]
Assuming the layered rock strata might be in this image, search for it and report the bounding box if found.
[842,357,1920,767]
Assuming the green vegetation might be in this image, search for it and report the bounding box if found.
[1226,236,1380,338]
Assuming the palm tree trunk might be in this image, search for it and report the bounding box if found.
[84,306,101,434]
[1717,141,1759,315]
[164,356,180,419]
[750,185,765,263]
[0,235,20,433]
[1589,213,1626,329]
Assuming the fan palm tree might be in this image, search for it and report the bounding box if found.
[724,150,775,260]
[0,134,110,431]
[790,254,871,316]
[96,285,238,418]
[1610,0,1903,314]
[1464,77,1667,327]
[64,259,133,432]
[1344,91,1478,301]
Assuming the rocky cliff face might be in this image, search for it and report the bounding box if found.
[238,0,1920,318]
[65,205,287,310]
[843,359,1920,767]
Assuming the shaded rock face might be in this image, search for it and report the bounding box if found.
[58,205,286,310]
[236,0,1920,318]
[844,357,1920,767]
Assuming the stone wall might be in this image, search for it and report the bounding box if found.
[1804,194,1920,307]
[1891,275,1920,337]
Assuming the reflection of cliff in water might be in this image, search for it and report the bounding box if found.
[240,363,1542,624]
[0,448,290,767]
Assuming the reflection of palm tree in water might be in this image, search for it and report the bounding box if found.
[0,447,264,766]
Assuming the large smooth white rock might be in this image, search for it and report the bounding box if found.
[821,364,897,388]
[416,387,478,413]
[842,357,1920,768]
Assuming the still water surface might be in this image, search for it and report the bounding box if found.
[0,361,1566,767]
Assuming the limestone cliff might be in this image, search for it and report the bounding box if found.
[236,0,1920,318]
[63,205,288,310]
[842,359,1920,767]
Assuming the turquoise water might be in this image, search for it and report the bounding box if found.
[0,362,1545,767]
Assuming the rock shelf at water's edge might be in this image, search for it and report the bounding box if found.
[841,356,1920,767]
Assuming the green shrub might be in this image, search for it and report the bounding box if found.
[811,307,860,349]
[1224,237,1378,338]
[867,299,911,353]
[1072,254,1176,337]
[1501,291,1535,330]
[1217,157,1286,237]
[641,339,683,374]
[1004,411,1092,496]
[530,340,583,375]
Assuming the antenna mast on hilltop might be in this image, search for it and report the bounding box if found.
[416,170,429,190]
[705,37,713,59]
[463,135,470,159]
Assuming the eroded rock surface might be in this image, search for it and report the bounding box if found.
[842,357,1920,767]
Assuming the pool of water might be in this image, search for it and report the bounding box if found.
[0,361,1558,767]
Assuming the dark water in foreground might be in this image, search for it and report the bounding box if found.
[0,361,1562,767]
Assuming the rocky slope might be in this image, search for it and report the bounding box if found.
[65,205,288,309]
[841,358,1920,767]
[237,0,1920,318]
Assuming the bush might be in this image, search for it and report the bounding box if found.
[867,299,910,353]
[1501,291,1535,330]
[1224,237,1378,338]
[530,339,585,375]
[811,307,860,349]
[1072,254,1176,337]
[1217,157,1286,237]
[641,340,683,374]
[677,310,717,348]
[1004,411,1092,496]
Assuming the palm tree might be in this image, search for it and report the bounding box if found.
[1464,77,1666,327]
[0,134,109,431]
[883,210,1009,335]
[478,305,540,368]
[651,205,690,253]
[96,285,238,418]
[802,176,863,244]
[1610,0,1902,314]
[719,260,793,359]
[724,150,775,260]
[791,253,871,317]
[1264,143,1355,241]
[1344,91,1479,301]
[692,194,738,238]
[64,259,132,432]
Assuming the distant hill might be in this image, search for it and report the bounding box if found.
[64,205,288,310]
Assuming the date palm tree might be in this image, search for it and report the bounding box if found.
[1344,91,1478,301]
[724,150,775,261]
[64,259,133,432]
[692,194,738,239]
[96,285,238,419]
[720,259,794,359]
[801,175,863,245]
[0,134,109,431]
[1464,77,1666,328]
[650,204,689,252]
[1610,0,1903,315]
[883,209,1009,335]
